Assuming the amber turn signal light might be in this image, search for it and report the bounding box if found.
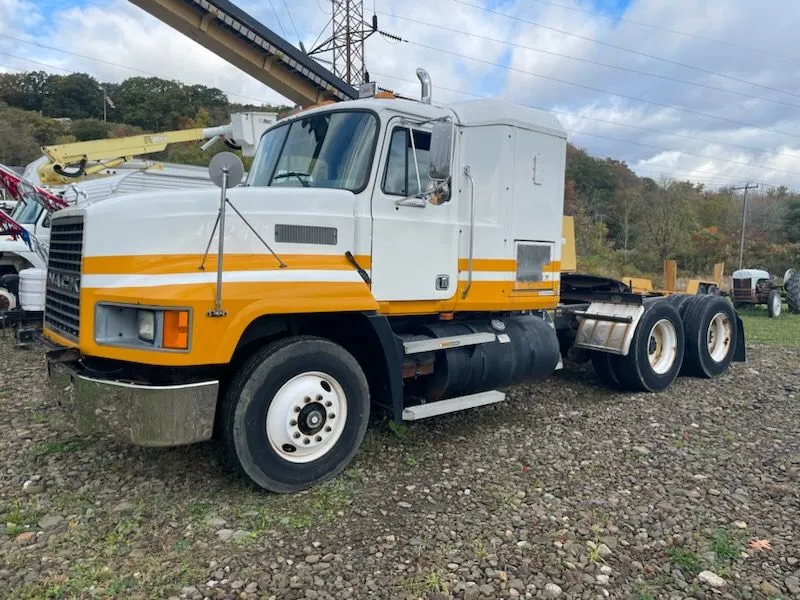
[162,310,190,349]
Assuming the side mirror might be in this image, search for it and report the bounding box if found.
[429,121,453,180]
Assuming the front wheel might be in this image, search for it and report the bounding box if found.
[767,289,782,318]
[221,336,370,493]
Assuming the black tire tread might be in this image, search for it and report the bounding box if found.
[615,301,685,392]
[786,272,800,314]
[681,296,737,378]
[220,335,370,493]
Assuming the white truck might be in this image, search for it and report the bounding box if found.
[41,70,745,493]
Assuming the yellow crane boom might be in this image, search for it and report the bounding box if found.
[38,112,277,185]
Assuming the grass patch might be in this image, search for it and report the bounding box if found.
[35,436,92,456]
[668,548,702,576]
[737,303,800,347]
[711,528,742,562]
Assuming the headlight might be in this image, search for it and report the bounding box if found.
[95,304,190,351]
[137,310,156,342]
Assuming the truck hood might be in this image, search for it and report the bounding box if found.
[75,185,362,261]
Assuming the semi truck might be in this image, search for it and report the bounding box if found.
[42,70,745,494]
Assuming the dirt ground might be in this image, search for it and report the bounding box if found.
[0,333,798,600]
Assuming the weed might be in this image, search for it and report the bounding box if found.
[711,528,741,562]
[172,538,191,553]
[423,570,448,593]
[388,420,410,441]
[634,587,655,600]
[185,500,215,517]
[36,437,91,456]
[473,539,488,560]
[668,548,702,576]
[405,456,420,467]
[108,578,136,594]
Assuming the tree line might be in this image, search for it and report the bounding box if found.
[0,70,797,277]
[0,71,290,168]
[565,144,800,279]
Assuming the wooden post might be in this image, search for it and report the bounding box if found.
[712,263,724,286]
[664,260,677,292]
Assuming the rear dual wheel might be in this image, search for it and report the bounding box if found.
[681,295,738,378]
[592,300,685,392]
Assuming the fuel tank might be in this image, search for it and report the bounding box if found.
[407,315,561,401]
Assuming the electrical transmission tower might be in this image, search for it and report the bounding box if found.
[307,1,377,85]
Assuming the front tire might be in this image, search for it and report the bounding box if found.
[221,336,370,493]
[767,289,782,318]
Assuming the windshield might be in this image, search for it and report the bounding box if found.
[10,198,42,224]
[247,110,377,192]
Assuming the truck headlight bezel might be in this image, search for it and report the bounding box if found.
[94,303,192,352]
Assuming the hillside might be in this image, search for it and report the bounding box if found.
[1,70,798,277]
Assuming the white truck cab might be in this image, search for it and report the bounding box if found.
[41,70,745,494]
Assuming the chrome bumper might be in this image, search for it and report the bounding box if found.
[46,354,219,447]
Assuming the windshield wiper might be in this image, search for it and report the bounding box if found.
[272,171,310,187]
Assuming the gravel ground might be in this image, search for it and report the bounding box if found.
[1,332,798,600]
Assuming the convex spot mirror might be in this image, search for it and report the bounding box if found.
[429,120,453,181]
[209,151,244,188]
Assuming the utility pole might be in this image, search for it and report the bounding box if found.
[732,183,758,270]
[307,1,377,85]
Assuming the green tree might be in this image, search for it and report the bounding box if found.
[70,118,111,141]
[41,73,103,119]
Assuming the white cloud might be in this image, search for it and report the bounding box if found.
[3,0,800,189]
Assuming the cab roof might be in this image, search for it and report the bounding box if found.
[278,96,566,138]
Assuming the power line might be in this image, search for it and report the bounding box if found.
[369,70,800,183]
[371,67,800,160]
[267,0,290,40]
[530,0,800,63]
[374,9,800,111]
[389,36,800,142]
[453,0,800,102]
[568,130,800,178]
[281,0,302,45]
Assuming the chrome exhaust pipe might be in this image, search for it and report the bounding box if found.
[416,68,432,104]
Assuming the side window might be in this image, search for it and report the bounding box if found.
[382,127,433,196]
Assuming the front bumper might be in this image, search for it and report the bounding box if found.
[45,349,219,447]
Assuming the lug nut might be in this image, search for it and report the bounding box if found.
[325,401,332,407]
[293,432,301,439]
[290,420,297,426]
[303,438,310,445]
[315,436,322,442]
[325,426,332,432]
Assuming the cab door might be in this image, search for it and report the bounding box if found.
[369,118,459,302]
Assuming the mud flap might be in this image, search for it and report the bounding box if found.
[732,313,746,362]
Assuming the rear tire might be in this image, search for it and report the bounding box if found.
[615,301,685,392]
[767,289,782,318]
[786,272,800,314]
[681,296,738,378]
[590,351,623,388]
[221,336,370,493]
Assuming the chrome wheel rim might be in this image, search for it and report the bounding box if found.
[648,318,678,375]
[706,312,732,362]
[266,371,347,463]
[770,294,781,317]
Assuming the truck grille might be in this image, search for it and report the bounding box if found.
[44,216,84,340]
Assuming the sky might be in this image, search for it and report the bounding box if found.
[2,0,800,191]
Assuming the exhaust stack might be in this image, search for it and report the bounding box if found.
[416,68,432,104]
